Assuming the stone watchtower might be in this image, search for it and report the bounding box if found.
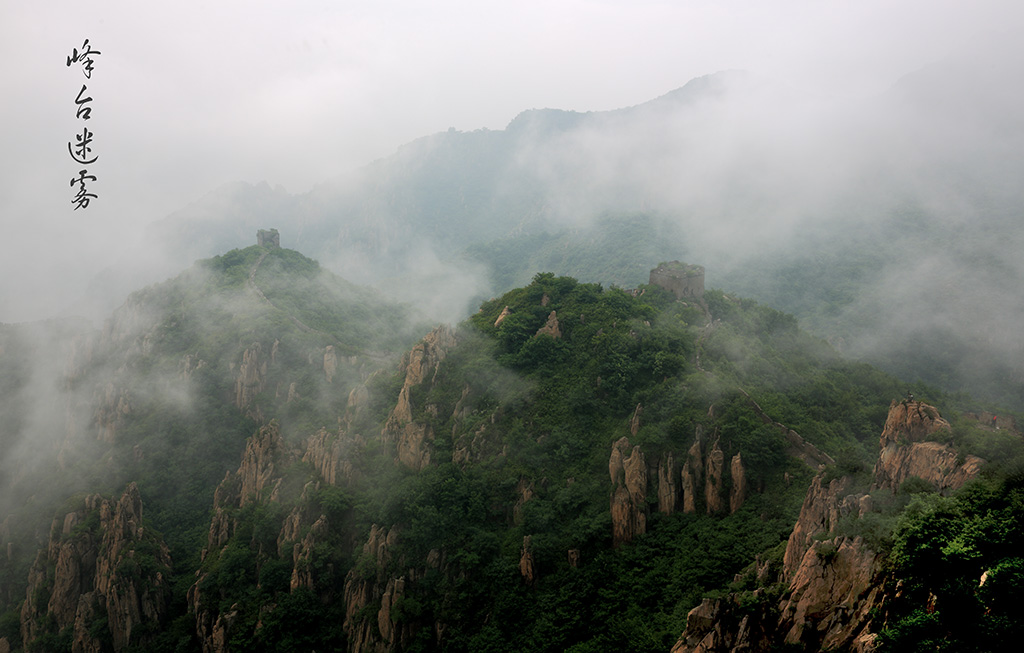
[649,261,704,299]
[257,228,280,248]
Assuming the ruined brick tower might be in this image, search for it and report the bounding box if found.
[257,228,280,248]
[649,261,704,299]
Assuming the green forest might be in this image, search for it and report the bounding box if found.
[1,246,1022,652]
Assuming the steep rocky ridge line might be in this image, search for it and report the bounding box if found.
[381,325,459,470]
[671,400,984,653]
[16,483,171,653]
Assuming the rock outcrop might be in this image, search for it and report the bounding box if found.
[190,422,300,652]
[729,453,747,513]
[681,430,704,514]
[610,437,648,547]
[519,536,536,584]
[535,311,561,339]
[493,306,511,327]
[382,326,458,471]
[304,426,363,487]
[236,421,290,508]
[234,342,267,411]
[94,382,132,443]
[202,422,294,557]
[671,400,984,653]
[629,403,643,437]
[704,440,725,514]
[290,514,329,592]
[324,345,339,382]
[676,426,749,516]
[873,400,983,494]
[658,452,678,514]
[18,484,171,653]
[342,525,414,653]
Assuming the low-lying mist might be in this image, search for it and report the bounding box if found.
[17,33,1023,413]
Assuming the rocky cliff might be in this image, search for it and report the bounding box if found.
[234,342,268,415]
[873,400,984,493]
[610,436,648,547]
[17,483,171,653]
[304,426,364,487]
[670,400,984,652]
[679,426,747,516]
[189,421,300,652]
[342,525,418,653]
[381,325,458,471]
[612,422,752,543]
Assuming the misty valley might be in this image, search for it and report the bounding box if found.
[4,58,1024,652]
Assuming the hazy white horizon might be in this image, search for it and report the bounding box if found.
[2,0,1020,322]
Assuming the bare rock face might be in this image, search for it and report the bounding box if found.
[190,422,299,651]
[670,596,772,653]
[535,310,562,339]
[778,536,883,650]
[346,383,370,425]
[181,353,206,379]
[377,577,407,650]
[704,440,725,515]
[630,403,643,437]
[674,471,884,653]
[875,440,984,495]
[342,525,412,653]
[396,423,434,471]
[391,386,414,426]
[404,326,457,388]
[873,400,982,493]
[382,326,458,470]
[236,421,290,506]
[729,453,747,514]
[324,345,338,382]
[519,536,536,584]
[18,484,171,653]
[94,382,131,443]
[649,261,705,300]
[879,399,950,444]
[782,474,854,579]
[234,342,267,411]
[493,306,511,327]
[672,400,985,653]
[681,429,704,514]
[304,427,363,487]
[290,515,329,592]
[610,437,648,547]
[206,422,294,555]
[189,601,235,653]
[658,452,678,515]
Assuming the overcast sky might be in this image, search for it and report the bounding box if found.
[1,0,1020,322]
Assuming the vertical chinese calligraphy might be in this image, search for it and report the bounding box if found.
[66,39,101,210]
